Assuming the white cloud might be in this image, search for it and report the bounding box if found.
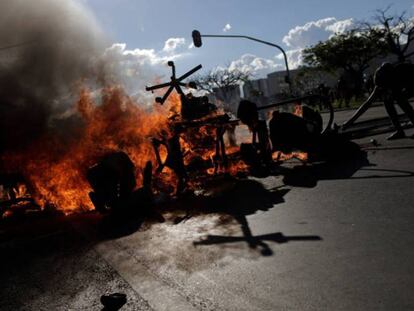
[283,17,354,49]
[279,17,354,68]
[163,37,186,52]
[101,39,189,103]
[222,17,355,75]
[276,49,303,70]
[228,53,282,77]
[326,19,354,34]
[223,23,232,32]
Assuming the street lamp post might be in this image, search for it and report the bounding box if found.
[192,30,292,94]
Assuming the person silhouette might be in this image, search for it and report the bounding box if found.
[374,62,414,140]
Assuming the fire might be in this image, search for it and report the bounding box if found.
[293,102,303,117]
[272,151,308,162]
[12,183,30,199]
[1,86,177,213]
[0,85,249,214]
[271,103,308,162]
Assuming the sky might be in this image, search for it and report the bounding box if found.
[81,0,414,79]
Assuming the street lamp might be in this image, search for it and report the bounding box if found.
[192,30,292,93]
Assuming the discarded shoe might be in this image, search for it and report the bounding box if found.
[101,293,127,310]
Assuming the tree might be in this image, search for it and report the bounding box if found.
[193,67,250,112]
[303,29,387,96]
[292,66,330,96]
[304,29,387,96]
[362,7,414,62]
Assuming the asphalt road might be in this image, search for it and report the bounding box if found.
[1,107,414,310]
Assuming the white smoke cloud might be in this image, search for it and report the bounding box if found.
[0,0,193,151]
[223,23,232,32]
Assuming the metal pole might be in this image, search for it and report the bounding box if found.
[200,34,292,93]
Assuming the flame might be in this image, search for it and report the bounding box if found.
[1,86,178,213]
[0,85,254,213]
[12,183,30,199]
[269,103,308,162]
[293,103,303,117]
[273,151,308,162]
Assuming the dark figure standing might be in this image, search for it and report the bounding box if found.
[237,100,273,170]
[374,62,414,140]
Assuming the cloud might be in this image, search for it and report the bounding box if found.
[326,18,354,34]
[283,17,354,49]
[101,39,189,103]
[276,49,303,70]
[223,23,232,32]
[223,17,355,75]
[163,37,186,52]
[279,17,354,68]
[228,53,282,77]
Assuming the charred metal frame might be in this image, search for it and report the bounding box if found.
[256,94,334,134]
[146,62,236,190]
[145,61,202,105]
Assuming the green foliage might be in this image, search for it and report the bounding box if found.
[303,29,388,74]
[291,66,330,95]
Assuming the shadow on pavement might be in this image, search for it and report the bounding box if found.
[278,139,414,188]
[190,179,322,256]
[91,178,322,257]
[280,159,414,188]
[362,145,414,151]
[194,231,322,256]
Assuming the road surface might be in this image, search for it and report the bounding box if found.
[1,107,414,310]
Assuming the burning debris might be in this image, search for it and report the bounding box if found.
[0,174,40,219]
[145,61,243,193]
[1,86,179,214]
[87,152,153,215]
[0,59,363,218]
[0,1,365,218]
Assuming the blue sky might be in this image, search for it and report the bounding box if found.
[83,0,414,78]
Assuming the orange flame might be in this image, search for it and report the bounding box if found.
[1,86,179,213]
[1,86,252,213]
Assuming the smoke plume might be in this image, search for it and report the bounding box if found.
[0,0,106,151]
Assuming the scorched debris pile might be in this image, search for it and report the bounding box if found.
[0,87,180,215]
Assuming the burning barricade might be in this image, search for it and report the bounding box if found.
[0,59,366,219]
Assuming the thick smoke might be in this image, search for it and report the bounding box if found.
[0,0,106,151]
